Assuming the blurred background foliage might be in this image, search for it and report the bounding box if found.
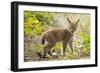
[24,11,90,62]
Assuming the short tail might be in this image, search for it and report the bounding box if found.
[42,36,45,45]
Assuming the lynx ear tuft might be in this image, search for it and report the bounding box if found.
[67,17,71,23]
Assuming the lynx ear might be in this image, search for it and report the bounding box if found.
[76,19,80,24]
[67,17,71,23]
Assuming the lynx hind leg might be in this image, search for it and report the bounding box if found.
[48,49,52,56]
[43,34,56,58]
[48,43,56,56]
[43,41,56,58]
[43,44,49,58]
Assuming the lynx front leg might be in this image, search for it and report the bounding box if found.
[63,41,67,55]
[68,39,73,53]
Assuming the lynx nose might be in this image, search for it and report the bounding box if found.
[72,30,74,33]
[69,28,73,33]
